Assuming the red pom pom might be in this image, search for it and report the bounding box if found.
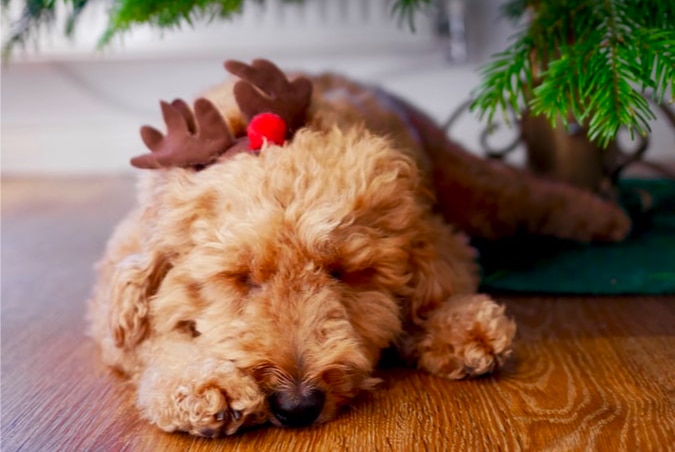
[247,113,287,150]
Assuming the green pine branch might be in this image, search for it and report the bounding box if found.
[471,0,675,147]
[3,0,673,148]
[1,0,427,55]
[391,0,434,31]
[98,0,248,47]
[2,0,250,54]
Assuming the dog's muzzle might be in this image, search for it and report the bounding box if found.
[267,386,325,428]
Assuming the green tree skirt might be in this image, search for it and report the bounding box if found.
[476,179,675,294]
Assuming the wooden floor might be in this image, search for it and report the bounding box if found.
[2,176,674,451]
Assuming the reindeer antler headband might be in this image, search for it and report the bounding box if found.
[130,59,313,170]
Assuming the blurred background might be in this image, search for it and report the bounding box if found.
[1,0,673,175]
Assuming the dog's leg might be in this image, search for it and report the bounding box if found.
[395,215,515,378]
[399,295,516,379]
[388,95,631,242]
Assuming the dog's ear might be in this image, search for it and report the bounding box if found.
[402,216,479,325]
[108,251,172,349]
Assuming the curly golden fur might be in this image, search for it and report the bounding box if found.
[88,70,630,437]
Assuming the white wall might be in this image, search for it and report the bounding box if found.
[1,0,672,174]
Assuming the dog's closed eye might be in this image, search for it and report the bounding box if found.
[328,265,376,286]
[234,272,261,293]
[238,272,261,291]
[218,271,261,294]
[329,266,345,281]
[175,320,201,338]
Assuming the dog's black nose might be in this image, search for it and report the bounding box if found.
[268,387,325,428]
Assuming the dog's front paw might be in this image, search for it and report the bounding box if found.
[414,295,516,379]
[173,379,264,437]
[137,361,267,437]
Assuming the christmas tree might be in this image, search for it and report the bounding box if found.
[2,0,673,147]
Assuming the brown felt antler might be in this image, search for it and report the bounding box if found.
[131,59,312,170]
[131,98,249,169]
[224,59,313,136]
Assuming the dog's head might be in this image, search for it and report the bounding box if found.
[111,128,458,428]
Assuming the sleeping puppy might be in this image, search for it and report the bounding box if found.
[88,59,629,437]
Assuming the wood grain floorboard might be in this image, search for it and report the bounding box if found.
[1,176,674,451]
